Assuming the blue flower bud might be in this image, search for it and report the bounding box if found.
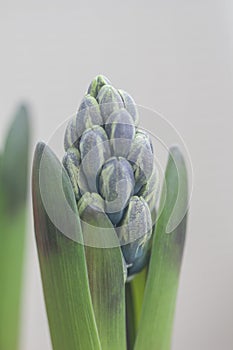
[87,75,112,98]
[97,85,124,123]
[79,126,110,192]
[77,166,89,197]
[64,117,78,151]
[105,109,135,158]
[78,192,105,218]
[76,94,103,138]
[78,192,121,250]
[99,157,134,225]
[117,196,152,276]
[118,89,139,126]
[138,164,159,213]
[128,129,154,193]
[63,76,158,279]
[62,147,81,200]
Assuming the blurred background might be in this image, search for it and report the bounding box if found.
[1,1,233,349]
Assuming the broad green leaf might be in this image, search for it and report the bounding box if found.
[0,105,29,350]
[32,143,101,350]
[0,209,27,350]
[80,207,126,350]
[135,146,188,350]
[1,105,29,212]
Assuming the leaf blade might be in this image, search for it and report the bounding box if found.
[80,208,127,350]
[32,142,101,350]
[134,146,188,350]
[0,106,30,350]
[1,105,30,211]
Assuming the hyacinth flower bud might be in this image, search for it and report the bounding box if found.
[76,94,103,138]
[97,85,124,123]
[62,76,159,278]
[64,95,103,151]
[118,196,152,276]
[64,117,78,151]
[138,164,159,224]
[87,74,112,98]
[138,164,159,211]
[78,192,128,281]
[105,109,135,158]
[99,157,135,225]
[78,192,105,219]
[128,129,154,194]
[62,147,81,200]
[79,125,110,192]
[118,89,139,126]
[78,192,115,247]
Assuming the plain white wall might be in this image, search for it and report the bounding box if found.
[1,1,233,349]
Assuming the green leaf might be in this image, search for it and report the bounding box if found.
[0,105,30,350]
[1,105,30,212]
[80,206,126,350]
[0,209,27,350]
[134,146,188,350]
[32,142,101,350]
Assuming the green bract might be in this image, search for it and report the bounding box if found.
[63,75,157,278]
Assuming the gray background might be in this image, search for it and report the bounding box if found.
[1,1,233,349]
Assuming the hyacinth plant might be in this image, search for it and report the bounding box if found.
[0,106,30,350]
[32,75,188,350]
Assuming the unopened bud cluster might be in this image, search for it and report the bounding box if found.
[63,75,158,277]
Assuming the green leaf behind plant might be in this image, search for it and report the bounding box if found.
[0,105,30,350]
[134,146,188,350]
